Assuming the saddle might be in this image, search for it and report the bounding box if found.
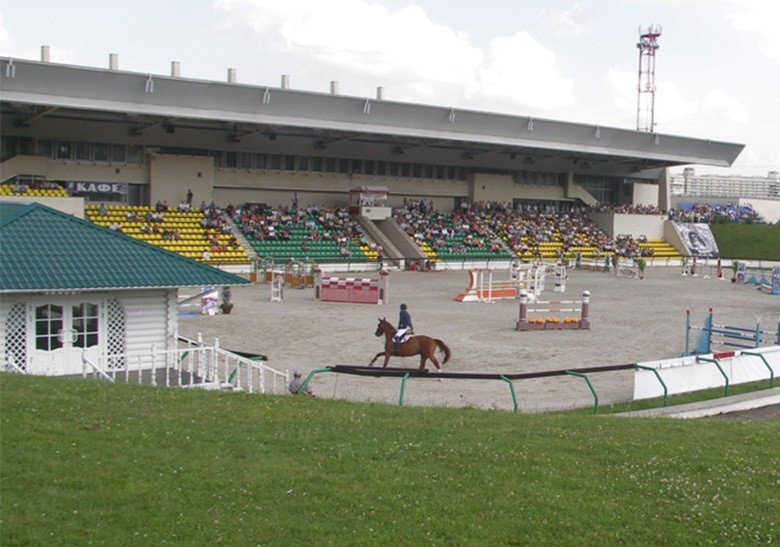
[392,332,413,355]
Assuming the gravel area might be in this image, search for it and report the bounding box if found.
[179,266,780,412]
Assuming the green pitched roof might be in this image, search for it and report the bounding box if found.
[0,202,249,293]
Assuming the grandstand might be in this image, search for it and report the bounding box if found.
[1,52,745,269]
[84,204,250,265]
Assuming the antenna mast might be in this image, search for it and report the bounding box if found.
[636,24,662,132]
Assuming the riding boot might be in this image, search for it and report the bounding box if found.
[393,340,400,355]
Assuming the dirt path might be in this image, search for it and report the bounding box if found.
[179,266,780,412]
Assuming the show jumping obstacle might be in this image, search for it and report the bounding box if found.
[454,262,565,303]
[736,262,780,294]
[314,269,389,304]
[761,266,780,295]
[270,272,284,302]
[681,257,724,280]
[263,260,315,288]
[683,308,780,355]
[516,290,591,331]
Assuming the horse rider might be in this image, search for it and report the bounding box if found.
[393,303,413,355]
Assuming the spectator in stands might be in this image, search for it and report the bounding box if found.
[98,203,108,216]
[186,189,193,206]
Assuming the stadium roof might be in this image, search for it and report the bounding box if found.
[0,202,248,294]
[0,57,744,178]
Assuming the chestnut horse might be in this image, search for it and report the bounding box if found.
[369,318,451,370]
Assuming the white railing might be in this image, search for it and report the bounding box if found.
[82,355,114,382]
[76,335,288,394]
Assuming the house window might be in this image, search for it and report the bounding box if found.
[35,304,63,351]
[127,145,143,164]
[72,303,99,348]
[111,144,126,163]
[75,142,92,161]
[37,139,53,158]
[93,143,109,162]
[56,141,73,160]
[225,151,238,168]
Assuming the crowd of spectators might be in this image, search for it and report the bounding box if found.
[489,204,612,257]
[668,203,765,224]
[231,203,364,258]
[392,200,669,259]
[221,197,775,263]
[393,199,506,255]
[589,203,664,215]
[614,234,654,258]
[393,200,623,257]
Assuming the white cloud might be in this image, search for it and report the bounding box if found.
[469,32,575,109]
[654,81,699,124]
[606,69,635,115]
[215,0,575,111]
[0,13,10,51]
[728,1,780,61]
[702,89,748,124]
[606,69,701,129]
[540,2,594,38]
[216,0,482,83]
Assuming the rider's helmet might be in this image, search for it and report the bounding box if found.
[400,303,407,310]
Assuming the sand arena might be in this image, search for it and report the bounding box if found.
[179,266,779,412]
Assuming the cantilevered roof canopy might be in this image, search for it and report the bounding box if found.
[0,57,744,178]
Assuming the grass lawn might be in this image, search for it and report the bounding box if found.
[1,374,778,545]
[711,224,780,261]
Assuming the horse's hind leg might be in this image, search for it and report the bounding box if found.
[419,353,439,371]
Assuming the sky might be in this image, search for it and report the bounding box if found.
[1,0,778,176]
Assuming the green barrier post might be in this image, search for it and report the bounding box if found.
[565,370,599,414]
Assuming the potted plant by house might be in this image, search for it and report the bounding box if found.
[731,260,739,283]
[220,286,233,314]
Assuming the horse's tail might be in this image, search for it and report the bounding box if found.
[435,339,451,366]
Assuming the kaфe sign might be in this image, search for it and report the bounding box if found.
[67,181,128,195]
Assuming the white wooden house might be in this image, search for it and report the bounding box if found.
[0,202,283,390]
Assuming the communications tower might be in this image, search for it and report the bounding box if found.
[636,24,662,132]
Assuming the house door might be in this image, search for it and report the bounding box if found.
[29,301,101,375]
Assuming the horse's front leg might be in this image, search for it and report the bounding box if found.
[369,351,386,367]
[382,351,392,368]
